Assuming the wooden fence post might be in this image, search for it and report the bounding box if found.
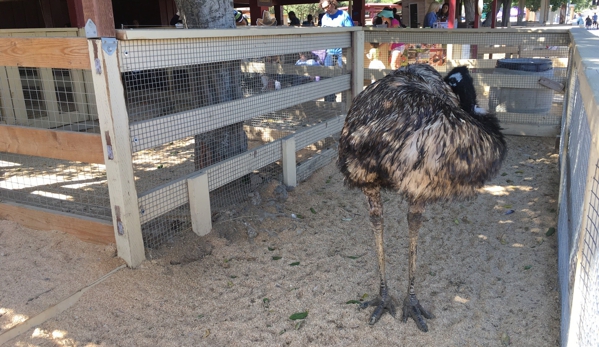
[87,38,145,267]
[282,136,297,187]
[351,29,364,99]
[187,171,212,237]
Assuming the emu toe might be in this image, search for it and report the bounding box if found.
[402,294,434,332]
[360,294,400,325]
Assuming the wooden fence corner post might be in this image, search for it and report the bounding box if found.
[87,38,145,267]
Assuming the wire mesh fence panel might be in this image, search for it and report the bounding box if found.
[122,31,352,248]
[0,63,109,219]
[0,67,98,131]
[0,152,111,220]
[362,29,570,136]
[576,161,599,346]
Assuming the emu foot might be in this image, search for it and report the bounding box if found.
[402,294,434,332]
[359,294,400,325]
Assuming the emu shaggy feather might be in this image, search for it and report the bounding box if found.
[339,64,506,205]
[337,64,507,331]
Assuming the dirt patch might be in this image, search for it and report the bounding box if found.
[0,135,560,346]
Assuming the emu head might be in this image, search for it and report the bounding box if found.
[444,66,479,115]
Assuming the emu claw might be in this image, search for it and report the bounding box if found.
[402,294,434,332]
[360,295,399,325]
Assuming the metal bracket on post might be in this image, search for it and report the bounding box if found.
[85,19,98,38]
[101,38,117,56]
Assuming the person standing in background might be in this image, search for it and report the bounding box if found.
[437,3,449,22]
[423,2,440,27]
[318,0,354,101]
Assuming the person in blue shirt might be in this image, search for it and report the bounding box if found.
[319,0,353,101]
[423,2,440,28]
[319,0,354,68]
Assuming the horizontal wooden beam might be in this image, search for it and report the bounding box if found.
[0,201,114,244]
[0,37,91,69]
[0,125,104,164]
[130,74,351,152]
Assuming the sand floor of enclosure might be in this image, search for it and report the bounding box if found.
[0,135,560,347]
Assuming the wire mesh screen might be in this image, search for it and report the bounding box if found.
[0,67,99,131]
[575,161,599,346]
[120,32,351,248]
[556,42,599,345]
[363,29,569,136]
[0,65,110,219]
[0,152,111,219]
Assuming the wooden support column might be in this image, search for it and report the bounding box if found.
[448,0,456,28]
[491,0,498,28]
[67,0,115,37]
[274,5,283,25]
[351,0,365,26]
[282,137,297,187]
[351,29,364,98]
[88,39,145,267]
[187,171,212,236]
[249,0,269,26]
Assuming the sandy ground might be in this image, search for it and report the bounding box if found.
[0,135,560,347]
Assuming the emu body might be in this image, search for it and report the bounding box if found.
[338,64,507,331]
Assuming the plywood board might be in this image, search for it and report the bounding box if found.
[0,201,114,244]
[0,125,104,163]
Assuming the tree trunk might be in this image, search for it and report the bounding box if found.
[174,0,248,170]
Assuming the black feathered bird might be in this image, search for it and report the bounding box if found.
[338,64,507,331]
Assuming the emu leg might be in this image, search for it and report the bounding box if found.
[401,201,434,332]
[359,187,399,325]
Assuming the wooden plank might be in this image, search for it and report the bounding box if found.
[88,39,145,267]
[130,74,351,152]
[81,0,115,38]
[500,123,560,137]
[187,171,212,237]
[363,28,570,46]
[115,26,361,40]
[0,37,91,70]
[138,140,282,224]
[0,67,16,125]
[294,114,345,150]
[448,57,569,69]
[0,201,114,244]
[118,33,352,72]
[241,62,341,78]
[0,125,104,163]
[3,66,28,124]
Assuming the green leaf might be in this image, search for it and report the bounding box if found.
[360,293,369,301]
[310,207,317,214]
[524,265,532,270]
[515,170,524,174]
[230,275,237,278]
[506,179,514,184]
[272,256,282,260]
[503,204,512,209]
[289,311,308,320]
[289,262,300,266]
[545,227,556,236]
[157,164,164,169]
[296,214,305,219]
[454,219,459,225]
[501,172,508,176]
[346,300,360,304]
[268,247,276,251]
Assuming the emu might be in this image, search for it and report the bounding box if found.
[338,64,507,331]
